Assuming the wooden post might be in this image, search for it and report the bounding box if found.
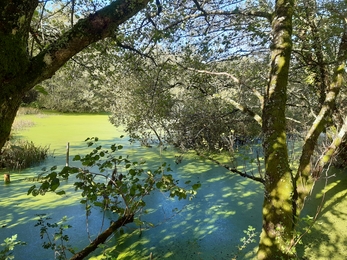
[4,174,10,183]
[66,142,69,167]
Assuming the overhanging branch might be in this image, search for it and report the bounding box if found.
[26,0,151,90]
[197,152,265,184]
[70,214,134,260]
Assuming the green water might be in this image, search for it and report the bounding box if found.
[1,113,347,259]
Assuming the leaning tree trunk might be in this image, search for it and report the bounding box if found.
[0,0,150,152]
[0,91,25,149]
[0,0,36,149]
[257,0,295,259]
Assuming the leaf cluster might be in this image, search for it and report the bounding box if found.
[0,235,26,260]
[28,137,200,219]
[34,215,74,260]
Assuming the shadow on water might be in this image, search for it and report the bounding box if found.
[1,148,263,260]
[90,154,264,260]
[1,113,264,259]
[3,113,347,259]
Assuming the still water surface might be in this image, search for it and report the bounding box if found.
[1,113,346,259]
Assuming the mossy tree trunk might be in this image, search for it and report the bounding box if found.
[257,0,295,258]
[0,0,150,150]
[258,1,347,258]
[293,25,347,220]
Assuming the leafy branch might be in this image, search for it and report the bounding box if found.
[28,137,200,259]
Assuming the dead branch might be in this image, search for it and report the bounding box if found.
[197,152,265,184]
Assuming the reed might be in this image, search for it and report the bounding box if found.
[0,140,49,170]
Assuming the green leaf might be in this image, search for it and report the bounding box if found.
[93,201,104,208]
[53,233,62,241]
[192,183,201,190]
[34,85,48,95]
[50,178,60,191]
[73,155,81,161]
[56,190,66,195]
[27,185,36,195]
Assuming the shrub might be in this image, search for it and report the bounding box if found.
[0,140,49,170]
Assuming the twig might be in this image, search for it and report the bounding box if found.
[197,152,265,184]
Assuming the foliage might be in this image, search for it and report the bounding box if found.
[21,89,39,106]
[104,53,263,151]
[35,61,110,113]
[333,137,347,168]
[0,140,49,170]
[0,235,26,260]
[35,215,75,260]
[27,137,200,258]
[232,226,258,260]
[2,0,347,258]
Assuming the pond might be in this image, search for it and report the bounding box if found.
[1,112,347,259]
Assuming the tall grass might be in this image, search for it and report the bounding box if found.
[0,108,49,170]
[0,140,49,170]
[16,107,41,115]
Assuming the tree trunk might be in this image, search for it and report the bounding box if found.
[293,24,347,222]
[0,92,23,149]
[257,0,295,259]
[0,0,150,152]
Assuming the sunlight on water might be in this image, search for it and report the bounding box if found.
[2,112,346,259]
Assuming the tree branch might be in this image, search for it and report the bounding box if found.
[312,116,347,178]
[70,214,134,260]
[114,38,157,64]
[177,64,263,126]
[294,22,347,214]
[25,0,150,90]
[197,152,265,184]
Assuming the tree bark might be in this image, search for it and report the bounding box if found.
[0,0,150,150]
[258,2,347,259]
[257,0,295,259]
[293,23,347,220]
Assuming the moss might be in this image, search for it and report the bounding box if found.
[0,34,29,78]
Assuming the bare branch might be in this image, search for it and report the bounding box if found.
[227,98,263,126]
[114,38,157,65]
[197,152,265,184]
[186,67,240,84]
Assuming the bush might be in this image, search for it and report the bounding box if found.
[0,140,49,170]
